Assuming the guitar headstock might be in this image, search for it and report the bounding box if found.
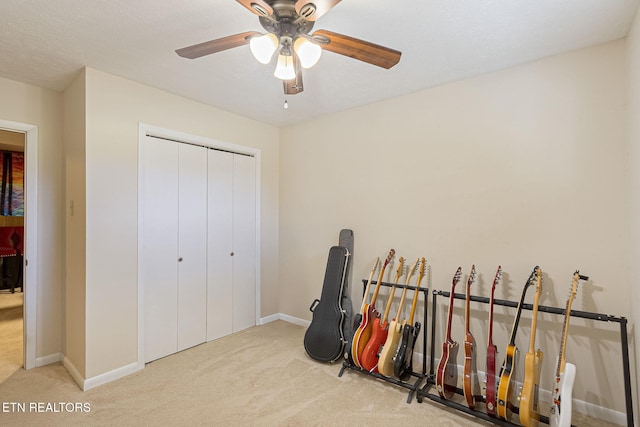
[406,258,419,284]
[394,256,405,281]
[383,249,395,269]
[452,267,462,286]
[535,266,542,294]
[568,270,588,301]
[418,257,426,282]
[467,264,476,288]
[492,265,502,291]
[524,266,538,291]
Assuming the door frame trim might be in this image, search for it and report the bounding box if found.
[0,119,39,370]
[137,123,261,369]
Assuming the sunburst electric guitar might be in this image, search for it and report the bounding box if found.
[519,266,543,427]
[436,267,463,399]
[549,271,588,427]
[496,266,537,420]
[350,250,394,368]
[462,265,480,409]
[394,257,426,380]
[378,258,418,377]
[485,265,502,417]
[360,256,405,372]
[347,257,379,366]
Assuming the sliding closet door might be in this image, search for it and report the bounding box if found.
[232,154,256,333]
[177,143,208,351]
[207,149,234,341]
[141,137,179,363]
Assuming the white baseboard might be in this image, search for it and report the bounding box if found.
[35,352,62,367]
[261,313,310,328]
[62,355,84,390]
[62,355,141,391]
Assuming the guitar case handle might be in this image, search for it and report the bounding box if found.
[309,299,320,312]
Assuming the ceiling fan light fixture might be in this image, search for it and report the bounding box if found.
[294,37,322,69]
[274,53,296,80]
[249,33,279,64]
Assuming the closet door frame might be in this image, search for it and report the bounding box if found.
[137,123,261,370]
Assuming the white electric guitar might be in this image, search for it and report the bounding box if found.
[549,270,588,427]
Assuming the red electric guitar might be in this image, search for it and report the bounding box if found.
[350,250,394,368]
[347,257,379,366]
[485,265,502,417]
[462,265,479,409]
[360,256,405,372]
[436,267,463,399]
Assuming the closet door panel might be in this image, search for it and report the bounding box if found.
[177,143,208,351]
[142,137,179,363]
[232,154,256,333]
[207,149,234,341]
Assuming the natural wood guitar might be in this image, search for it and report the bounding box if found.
[351,250,394,368]
[360,256,405,372]
[549,271,588,427]
[462,265,479,409]
[496,266,537,420]
[378,257,418,377]
[436,267,462,399]
[519,266,543,427]
[393,257,426,380]
[347,257,379,366]
[485,265,502,417]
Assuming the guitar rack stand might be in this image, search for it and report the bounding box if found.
[416,289,635,427]
[338,279,430,403]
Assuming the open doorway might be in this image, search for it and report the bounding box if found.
[0,129,25,382]
[0,130,25,381]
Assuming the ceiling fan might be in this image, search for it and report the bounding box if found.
[175,0,402,95]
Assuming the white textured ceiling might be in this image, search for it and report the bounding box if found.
[1,0,638,127]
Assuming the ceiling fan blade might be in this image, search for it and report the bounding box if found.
[295,0,341,21]
[283,54,304,95]
[176,31,261,59]
[236,0,273,17]
[312,29,401,69]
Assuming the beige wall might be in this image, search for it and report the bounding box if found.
[280,40,631,417]
[62,70,87,376]
[0,76,64,361]
[626,6,640,424]
[81,68,280,379]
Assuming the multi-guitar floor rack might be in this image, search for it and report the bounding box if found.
[338,279,430,403]
[417,289,635,427]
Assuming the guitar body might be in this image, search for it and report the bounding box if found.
[463,334,478,408]
[550,362,576,427]
[496,344,518,420]
[436,341,459,399]
[394,321,420,380]
[344,311,362,364]
[378,319,404,377]
[303,246,350,362]
[520,349,543,427]
[350,304,376,368]
[485,343,498,416]
[360,316,388,372]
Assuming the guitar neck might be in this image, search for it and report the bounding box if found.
[488,285,496,346]
[359,258,380,312]
[408,258,426,325]
[445,268,461,342]
[508,280,532,346]
[528,271,542,354]
[382,257,404,323]
[555,295,574,376]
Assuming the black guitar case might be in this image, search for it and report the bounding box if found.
[303,230,354,362]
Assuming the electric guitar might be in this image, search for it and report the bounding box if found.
[347,257,379,366]
[485,265,502,417]
[549,271,588,427]
[496,266,537,420]
[519,266,543,427]
[463,265,479,409]
[350,250,394,368]
[394,257,426,380]
[436,267,463,399]
[378,258,418,377]
[360,256,405,372]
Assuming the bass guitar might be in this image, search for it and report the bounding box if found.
[436,267,463,399]
[394,257,426,380]
[496,266,537,420]
[378,258,418,377]
[347,257,379,365]
[463,265,479,409]
[360,256,405,372]
[549,271,588,427]
[350,250,394,368]
[519,266,543,427]
[485,265,502,417]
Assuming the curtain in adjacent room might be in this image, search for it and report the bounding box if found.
[0,151,24,216]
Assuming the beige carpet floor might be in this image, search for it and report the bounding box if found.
[0,319,620,426]
[0,291,23,382]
